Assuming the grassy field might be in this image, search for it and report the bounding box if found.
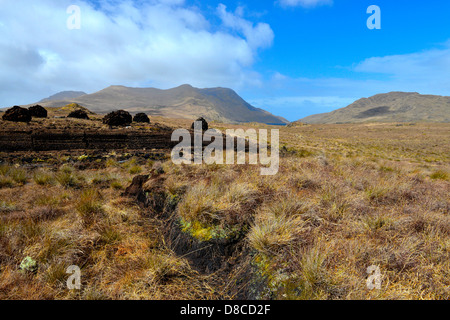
[0,120,449,300]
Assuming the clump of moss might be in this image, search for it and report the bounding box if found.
[19,256,38,274]
[179,218,243,242]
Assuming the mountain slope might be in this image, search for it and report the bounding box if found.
[299,92,450,124]
[39,91,87,103]
[28,85,288,125]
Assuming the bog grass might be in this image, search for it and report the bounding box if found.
[0,122,448,300]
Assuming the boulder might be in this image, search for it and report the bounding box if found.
[28,105,47,118]
[67,109,89,119]
[191,117,208,131]
[103,110,132,127]
[2,106,32,123]
[133,113,150,123]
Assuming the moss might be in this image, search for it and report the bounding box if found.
[179,218,243,242]
[19,256,38,274]
[77,155,89,161]
[251,253,300,300]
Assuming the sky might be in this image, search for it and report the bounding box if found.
[0,0,449,121]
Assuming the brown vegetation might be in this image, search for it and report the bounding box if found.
[0,121,448,300]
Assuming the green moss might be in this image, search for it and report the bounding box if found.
[251,253,300,300]
[77,155,89,161]
[19,256,38,274]
[179,218,242,242]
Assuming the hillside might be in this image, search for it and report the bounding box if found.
[25,85,288,125]
[39,91,87,103]
[299,92,450,124]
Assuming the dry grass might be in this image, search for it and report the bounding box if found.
[0,121,449,300]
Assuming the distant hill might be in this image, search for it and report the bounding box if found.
[299,92,450,124]
[39,91,87,103]
[26,85,288,125]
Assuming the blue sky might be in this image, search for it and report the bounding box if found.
[1,0,449,121]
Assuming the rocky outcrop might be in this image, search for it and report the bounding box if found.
[103,110,132,127]
[2,106,32,123]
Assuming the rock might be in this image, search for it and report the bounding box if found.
[28,105,47,118]
[2,106,32,123]
[68,109,89,119]
[191,117,208,131]
[103,110,132,127]
[19,256,38,273]
[133,113,150,123]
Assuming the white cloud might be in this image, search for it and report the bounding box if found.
[217,4,274,50]
[250,42,450,120]
[278,0,333,8]
[354,43,450,94]
[0,0,273,106]
[244,41,450,120]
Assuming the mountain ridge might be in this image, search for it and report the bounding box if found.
[39,91,87,103]
[299,92,450,124]
[27,85,288,125]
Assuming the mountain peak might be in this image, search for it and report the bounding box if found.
[176,84,194,89]
[29,85,288,125]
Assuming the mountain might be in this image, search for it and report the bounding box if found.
[39,91,87,103]
[299,92,450,124]
[28,85,288,125]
